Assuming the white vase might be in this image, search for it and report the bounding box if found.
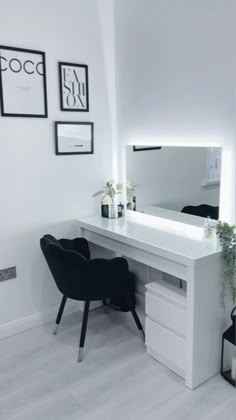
[109,203,118,219]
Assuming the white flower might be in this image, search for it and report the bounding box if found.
[116,183,123,191]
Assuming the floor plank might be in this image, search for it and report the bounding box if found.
[0,307,234,420]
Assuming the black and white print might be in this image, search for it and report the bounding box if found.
[59,62,89,112]
[55,121,94,155]
[0,45,48,117]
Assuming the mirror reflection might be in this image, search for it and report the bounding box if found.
[126,146,222,222]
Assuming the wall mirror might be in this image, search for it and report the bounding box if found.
[126,146,222,224]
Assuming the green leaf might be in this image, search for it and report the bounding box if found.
[93,189,105,197]
[216,221,236,307]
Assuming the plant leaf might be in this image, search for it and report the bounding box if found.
[93,189,105,197]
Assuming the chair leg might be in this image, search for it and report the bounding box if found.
[125,295,145,341]
[53,295,67,335]
[102,298,109,313]
[78,301,90,362]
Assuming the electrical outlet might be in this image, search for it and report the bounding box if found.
[0,267,16,282]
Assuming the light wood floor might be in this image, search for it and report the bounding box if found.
[0,306,235,420]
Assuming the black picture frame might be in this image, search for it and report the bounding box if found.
[133,146,162,151]
[0,45,48,118]
[55,121,94,156]
[59,62,89,112]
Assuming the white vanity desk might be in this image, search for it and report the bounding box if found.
[77,212,223,390]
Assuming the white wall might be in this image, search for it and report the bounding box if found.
[0,0,115,331]
[1,0,236,334]
[126,146,220,211]
[115,0,236,223]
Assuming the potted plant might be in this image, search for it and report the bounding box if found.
[93,180,123,218]
[216,221,236,307]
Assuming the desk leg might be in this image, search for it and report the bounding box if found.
[185,257,224,389]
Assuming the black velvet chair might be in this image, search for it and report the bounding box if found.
[40,234,144,362]
[181,204,219,220]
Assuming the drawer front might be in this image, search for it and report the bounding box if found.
[145,318,185,373]
[146,292,186,338]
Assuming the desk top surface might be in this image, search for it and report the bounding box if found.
[77,213,221,262]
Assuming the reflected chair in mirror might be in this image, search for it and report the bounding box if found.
[181,204,219,220]
[178,203,219,289]
[40,234,144,362]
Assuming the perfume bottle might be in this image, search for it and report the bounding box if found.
[132,196,136,211]
[118,202,124,217]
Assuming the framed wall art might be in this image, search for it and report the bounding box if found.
[133,146,162,152]
[59,62,89,112]
[55,121,94,155]
[0,45,48,117]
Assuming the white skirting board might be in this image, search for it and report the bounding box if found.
[0,293,144,341]
[0,300,81,341]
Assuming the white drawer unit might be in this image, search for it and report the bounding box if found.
[145,280,187,378]
[146,280,187,338]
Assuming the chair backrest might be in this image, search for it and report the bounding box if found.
[40,234,87,299]
[181,204,219,220]
[40,234,131,301]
